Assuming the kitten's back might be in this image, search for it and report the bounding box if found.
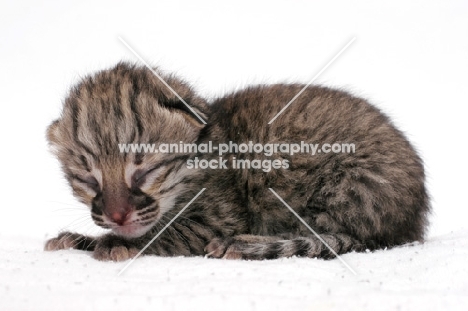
[210,84,429,247]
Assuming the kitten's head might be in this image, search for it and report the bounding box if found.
[47,62,208,237]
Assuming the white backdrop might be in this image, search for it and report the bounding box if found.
[1,0,467,240]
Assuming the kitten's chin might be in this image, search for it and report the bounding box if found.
[112,224,152,238]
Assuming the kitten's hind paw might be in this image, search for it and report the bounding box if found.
[93,235,140,262]
[205,239,268,260]
[44,232,96,251]
[205,237,235,259]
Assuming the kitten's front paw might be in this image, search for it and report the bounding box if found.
[205,237,243,259]
[93,235,140,261]
[44,232,94,251]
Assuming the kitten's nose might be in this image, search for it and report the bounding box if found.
[109,211,130,226]
[102,179,134,226]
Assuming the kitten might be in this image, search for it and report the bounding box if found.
[45,62,429,261]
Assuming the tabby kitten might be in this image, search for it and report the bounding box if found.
[45,62,429,261]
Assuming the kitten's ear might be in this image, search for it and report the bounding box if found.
[180,111,206,130]
[46,120,61,146]
[162,98,207,129]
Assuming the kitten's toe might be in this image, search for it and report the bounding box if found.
[44,232,87,251]
[222,245,244,260]
[205,238,237,259]
[94,246,138,262]
[44,238,62,251]
[93,236,140,261]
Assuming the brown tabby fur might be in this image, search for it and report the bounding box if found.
[45,62,429,261]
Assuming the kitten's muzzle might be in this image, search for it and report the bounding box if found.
[106,209,132,226]
[102,181,134,226]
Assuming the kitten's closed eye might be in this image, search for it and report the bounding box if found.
[74,175,100,193]
[131,165,166,189]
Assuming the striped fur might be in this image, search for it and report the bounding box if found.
[45,62,430,261]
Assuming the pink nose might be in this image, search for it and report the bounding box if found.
[109,211,129,225]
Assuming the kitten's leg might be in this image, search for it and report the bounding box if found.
[45,232,143,261]
[45,221,212,261]
[91,221,212,261]
[44,232,138,261]
[205,234,364,260]
[44,231,97,252]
